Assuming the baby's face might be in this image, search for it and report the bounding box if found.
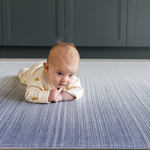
[46,61,78,89]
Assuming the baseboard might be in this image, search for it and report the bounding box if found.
[0,46,150,59]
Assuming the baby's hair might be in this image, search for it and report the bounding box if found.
[52,41,77,50]
[47,41,79,64]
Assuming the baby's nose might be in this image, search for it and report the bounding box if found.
[61,76,68,82]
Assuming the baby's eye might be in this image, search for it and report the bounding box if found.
[58,72,62,75]
[69,74,73,77]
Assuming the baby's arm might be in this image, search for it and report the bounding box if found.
[25,85,50,103]
[63,77,84,100]
[48,90,75,102]
[48,90,62,103]
[60,92,76,101]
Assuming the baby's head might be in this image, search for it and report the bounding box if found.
[43,42,80,89]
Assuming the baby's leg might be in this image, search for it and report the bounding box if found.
[18,67,29,84]
[18,61,44,85]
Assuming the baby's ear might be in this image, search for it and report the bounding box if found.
[43,62,49,73]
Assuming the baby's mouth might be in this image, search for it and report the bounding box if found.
[59,83,67,86]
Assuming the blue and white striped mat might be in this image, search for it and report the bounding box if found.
[0,60,150,149]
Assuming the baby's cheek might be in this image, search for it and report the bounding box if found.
[52,77,60,85]
[55,77,60,83]
[49,75,56,83]
[67,79,73,85]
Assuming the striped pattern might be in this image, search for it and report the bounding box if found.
[0,60,150,149]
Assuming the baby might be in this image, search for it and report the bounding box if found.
[18,42,83,103]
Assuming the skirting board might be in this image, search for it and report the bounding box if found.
[1,46,150,59]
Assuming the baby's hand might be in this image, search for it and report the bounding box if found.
[48,90,62,103]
